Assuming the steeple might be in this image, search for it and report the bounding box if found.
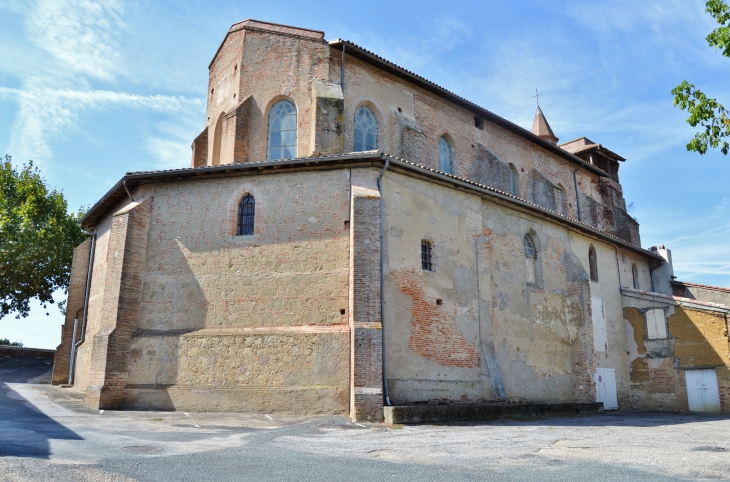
[531,105,559,145]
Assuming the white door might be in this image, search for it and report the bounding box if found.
[595,367,618,410]
[685,368,721,413]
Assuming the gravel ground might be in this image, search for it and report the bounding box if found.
[2,356,729,481]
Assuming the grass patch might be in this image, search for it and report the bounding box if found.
[388,423,405,430]
[149,417,164,422]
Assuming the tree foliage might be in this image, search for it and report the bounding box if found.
[0,155,88,319]
[672,0,730,155]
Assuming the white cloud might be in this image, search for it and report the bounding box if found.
[335,16,473,73]
[26,0,126,80]
[1,86,203,168]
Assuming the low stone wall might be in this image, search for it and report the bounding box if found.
[384,402,604,424]
[0,346,55,359]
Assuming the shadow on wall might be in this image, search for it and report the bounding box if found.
[0,357,83,458]
[670,306,727,369]
[124,239,209,410]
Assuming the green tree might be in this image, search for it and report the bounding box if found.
[0,155,88,319]
[672,0,730,155]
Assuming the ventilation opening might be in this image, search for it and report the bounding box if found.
[474,117,484,129]
[344,220,350,229]
[436,299,443,306]
[340,309,346,315]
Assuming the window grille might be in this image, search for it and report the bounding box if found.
[421,239,433,271]
[354,106,378,151]
[589,245,598,282]
[267,100,297,161]
[237,194,255,236]
[439,137,453,174]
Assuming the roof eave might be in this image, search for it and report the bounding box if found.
[80,152,659,261]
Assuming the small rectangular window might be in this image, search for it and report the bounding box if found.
[645,309,668,339]
[421,239,433,271]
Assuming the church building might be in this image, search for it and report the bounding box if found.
[52,20,730,420]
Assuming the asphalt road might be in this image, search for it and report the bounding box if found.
[2,355,729,481]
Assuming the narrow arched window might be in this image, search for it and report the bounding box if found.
[439,136,453,174]
[237,194,255,236]
[589,245,598,282]
[267,100,297,161]
[524,234,536,284]
[509,164,519,196]
[523,235,536,257]
[354,106,378,151]
[632,263,639,289]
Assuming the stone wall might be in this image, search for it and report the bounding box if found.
[381,170,638,406]
[116,169,351,413]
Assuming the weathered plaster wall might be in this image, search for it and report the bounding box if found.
[381,170,632,405]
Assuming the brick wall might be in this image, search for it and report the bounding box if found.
[349,169,385,421]
[84,198,153,409]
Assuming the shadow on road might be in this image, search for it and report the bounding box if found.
[0,356,83,459]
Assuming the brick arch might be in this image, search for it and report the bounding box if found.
[225,182,265,237]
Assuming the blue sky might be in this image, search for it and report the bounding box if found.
[1,0,729,348]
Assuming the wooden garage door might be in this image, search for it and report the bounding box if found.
[685,368,721,413]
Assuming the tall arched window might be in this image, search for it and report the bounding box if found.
[354,106,378,151]
[632,263,639,289]
[212,114,223,166]
[589,245,598,282]
[267,100,297,161]
[237,194,255,236]
[439,136,453,174]
[524,234,537,284]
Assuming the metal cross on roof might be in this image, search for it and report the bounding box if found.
[532,88,542,106]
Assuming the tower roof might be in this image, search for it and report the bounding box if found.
[531,106,558,144]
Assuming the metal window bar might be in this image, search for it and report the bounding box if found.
[237,195,255,236]
[421,239,433,271]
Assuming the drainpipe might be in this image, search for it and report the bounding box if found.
[66,308,84,384]
[572,162,584,222]
[377,156,391,406]
[123,179,134,202]
[341,43,346,152]
[69,232,96,385]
